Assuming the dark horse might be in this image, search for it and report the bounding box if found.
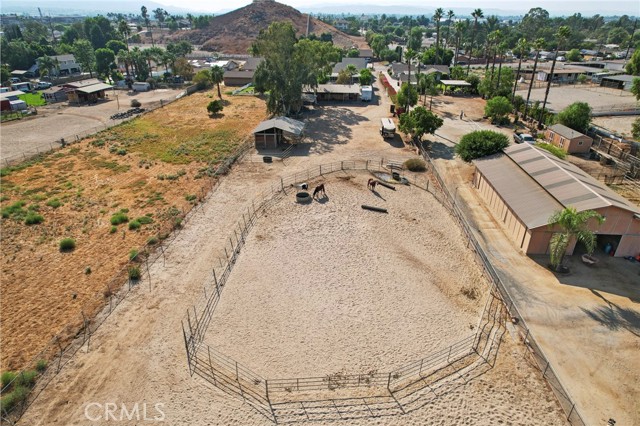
[367,179,377,190]
[312,184,326,199]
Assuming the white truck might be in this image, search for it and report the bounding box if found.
[513,133,535,144]
[380,118,396,139]
[360,85,372,102]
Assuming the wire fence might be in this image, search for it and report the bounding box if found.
[415,143,587,425]
[182,159,507,423]
[0,134,253,425]
[1,87,195,168]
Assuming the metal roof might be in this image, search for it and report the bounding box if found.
[0,90,26,100]
[547,124,587,140]
[475,144,639,229]
[314,84,361,94]
[440,80,471,86]
[65,79,103,88]
[253,117,305,136]
[76,83,113,94]
[332,58,367,74]
[601,74,635,83]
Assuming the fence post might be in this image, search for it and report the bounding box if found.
[265,379,270,401]
[213,269,220,295]
[543,361,549,377]
[447,346,452,363]
[182,321,193,376]
[207,346,216,385]
[387,372,392,391]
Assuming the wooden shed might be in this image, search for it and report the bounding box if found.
[545,124,593,154]
[253,117,305,150]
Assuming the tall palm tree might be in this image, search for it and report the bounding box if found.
[345,64,357,85]
[467,8,484,76]
[118,20,131,50]
[444,10,455,49]
[538,26,571,126]
[433,8,444,65]
[495,41,507,92]
[210,65,224,98]
[405,48,416,111]
[37,55,59,78]
[453,21,465,66]
[487,30,501,87]
[117,49,132,78]
[548,207,604,271]
[141,6,155,47]
[512,38,530,103]
[523,38,545,121]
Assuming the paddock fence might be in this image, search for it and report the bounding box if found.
[182,159,507,423]
[415,143,587,425]
[0,136,254,425]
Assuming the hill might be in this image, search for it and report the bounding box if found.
[172,0,361,54]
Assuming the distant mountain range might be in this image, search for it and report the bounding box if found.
[1,0,195,16]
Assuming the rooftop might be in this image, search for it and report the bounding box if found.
[547,124,587,140]
[253,116,305,136]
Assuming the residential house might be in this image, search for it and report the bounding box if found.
[51,54,81,76]
[331,58,367,81]
[334,19,350,31]
[223,57,264,87]
[358,49,373,62]
[545,124,593,154]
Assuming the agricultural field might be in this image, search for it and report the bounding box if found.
[0,92,266,371]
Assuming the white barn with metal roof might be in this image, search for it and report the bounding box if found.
[473,144,640,257]
[253,117,305,150]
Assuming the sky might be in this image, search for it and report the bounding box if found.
[151,0,639,16]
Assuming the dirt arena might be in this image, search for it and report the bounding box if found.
[206,172,485,378]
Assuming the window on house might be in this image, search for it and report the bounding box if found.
[578,141,583,145]
[560,138,565,148]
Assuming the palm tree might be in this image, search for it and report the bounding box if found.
[444,10,455,49]
[117,49,132,78]
[37,55,59,78]
[495,41,507,92]
[487,30,501,87]
[547,207,604,272]
[453,21,465,66]
[118,20,131,50]
[345,64,357,85]
[433,8,444,65]
[141,6,155,47]
[210,65,224,98]
[405,48,416,111]
[523,38,545,121]
[467,8,484,76]
[512,38,530,103]
[538,26,571,126]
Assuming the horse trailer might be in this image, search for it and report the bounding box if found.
[380,118,396,139]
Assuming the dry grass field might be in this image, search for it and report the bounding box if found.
[0,93,266,371]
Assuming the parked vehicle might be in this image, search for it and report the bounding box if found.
[514,133,535,144]
[34,81,52,90]
[361,86,372,102]
[380,118,396,139]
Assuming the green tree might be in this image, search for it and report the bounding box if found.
[631,77,640,100]
[566,48,582,62]
[154,8,167,30]
[407,27,424,52]
[37,55,59,78]
[1,65,11,85]
[252,22,306,116]
[433,8,444,64]
[556,102,592,133]
[106,40,127,56]
[359,68,373,85]
[455,130,509,162]
[396,82,418,112]
[512,38,530,102]
[193,69,212,90]
[523,38,546,120]
[210,65,224,98]
[346,48,359,57]
[547,207,605,271]
[166,40,193,58]
[95,48,116,79]
[173,57,193,80]
[336,69,352,84]
[631,118,640,140]
[73,39,96,77]
[626,49,640,75]
[370,34,387,59]
[484,96,513,124]
[118,20,131,49]
[467,8,484,76]
[141,5,154,46]
[398,106,443,143]
[207,99,224,115]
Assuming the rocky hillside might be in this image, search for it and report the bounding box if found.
[172,0,360,53]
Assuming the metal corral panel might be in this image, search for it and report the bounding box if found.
[474,154,563,229]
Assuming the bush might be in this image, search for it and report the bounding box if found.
[536,143,567,159]
[110,212,129,225]
[35,360,47,373]
[0,384,29,413]
[1,371,16,389]
[109,226,117,234]
[130,99,141,108]
[147,236,158,245]
[404,158,427,172]
[59,238,76,251]
[129,249,139,261]
[135,216,153,225]
[128,220,141,230]
[484,96,513,124]
[128,266,141,281]
[24,212,44,225]
[46,198,62,208]
[15,370,37,387]
[455,130,509,162]
[206,100,223,115]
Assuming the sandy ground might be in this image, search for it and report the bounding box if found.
[17,75,568,425]
[592,116,638,140]
[207,172,484,378]
[515,85,636,113]
[0,88,183,163]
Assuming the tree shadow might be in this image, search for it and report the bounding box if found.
[304,106,369,155]
[580,290,640,338]
[426,141,455,160]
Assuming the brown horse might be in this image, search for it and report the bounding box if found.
[312,184,326,199]
[367,179,377,190]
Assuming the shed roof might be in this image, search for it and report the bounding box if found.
[332,58,367,74]
[223,70,255,79]
[65,79,103,88]
[253,117,305,136]
[440,80,471,86]
[0,90,26,100]
[315,84,361,94]
[601,74,635,83]
[475,144,639,229]
[76,83,112,94]
[547,124,587,140]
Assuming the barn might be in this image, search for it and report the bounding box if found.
[473,144,640,257]
[253,117,305,150]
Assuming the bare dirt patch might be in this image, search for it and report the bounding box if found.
[0,93,266,371]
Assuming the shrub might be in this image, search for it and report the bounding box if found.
[1,201,26,219]
[404,158,427,172]
[129,249,139,261]
[147,236,158,245]
[185,194,197,202]
[85,267,92,274]
[484,96,513,124]
[128,266,141,280]
[15,370,37,387]
[206,100,223,115]
[455,130,509,162]
[1,371,17,389]
[0,385,29,412]
[136,216,153,225]
[116,149,127,156]
[130,99,141,108]
[128,220,141,230]
[536,143,567,159]
[46,198,62,208]
[109,226,117,234]
[59,238,76,251]
[24,212,44,225]
[110,212,129,225]
[35,360,47,373]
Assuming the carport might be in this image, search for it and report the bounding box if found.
[440,79,471,95]
[253,117,305,150]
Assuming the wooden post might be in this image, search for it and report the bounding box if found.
[182,322,192,376]
[387,372,392,390]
